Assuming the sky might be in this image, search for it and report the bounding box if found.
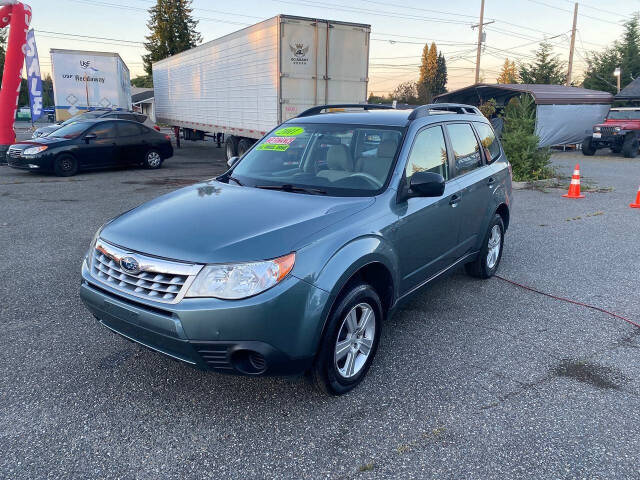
[25,0,640,95]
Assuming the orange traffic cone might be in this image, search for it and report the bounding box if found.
[563,164,585,199]
[630,185,640,208]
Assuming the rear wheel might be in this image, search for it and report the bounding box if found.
[53,154,78,177]
[465,214,505,279]
[622,134,638,158]
[225,136,238,161]
[311,282,382,396]
[582,137,596,156]
[237,138,254,157]
[144,149,162,169]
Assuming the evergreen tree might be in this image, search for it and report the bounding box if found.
[497,58,517,84]
[418,42,438,102]
[583,15,640,93]
[142,0,202,76]
[518,42,565,84]
[132,75,154,88]
[434,52,447,96]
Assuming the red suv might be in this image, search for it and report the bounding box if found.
[583,108,640,158]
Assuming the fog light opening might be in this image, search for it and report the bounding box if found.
[231,350,267,375]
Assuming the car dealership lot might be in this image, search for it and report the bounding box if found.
[1,143,640,479]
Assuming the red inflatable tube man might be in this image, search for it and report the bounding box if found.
[0,1,32,153]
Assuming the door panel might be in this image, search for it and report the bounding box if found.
[445,123,492,253]
[393,125,462,293]
[80,122,117,168]
[115,122,145,165]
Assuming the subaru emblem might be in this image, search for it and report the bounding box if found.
[120,256,141,275]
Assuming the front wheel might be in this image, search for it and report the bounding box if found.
[144,149,163,169]
[311,282,382,396]
[53,154,78,177]
[582,137,596,156]
[465,214,505,279]
[622,135,638,158]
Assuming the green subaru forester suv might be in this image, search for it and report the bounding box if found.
[80,103,512,395]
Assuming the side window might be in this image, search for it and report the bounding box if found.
[118,122,143,137]
[405,126,448,182]
[88,122,118,139]
[474,122,501,163]
[446,123,482,176]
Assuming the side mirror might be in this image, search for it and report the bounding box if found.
[83,133,97,143]
[227,156,239,168]
[409,171,445,197]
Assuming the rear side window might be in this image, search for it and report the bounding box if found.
[474,122,501,163]
[118,122,143,137]
[446,123,482,176]
[405,126,448,181]
[88,122,118,139]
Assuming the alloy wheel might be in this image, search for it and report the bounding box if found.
[334,302,376,379]
[486,224,502,269]
[147,151,161,167]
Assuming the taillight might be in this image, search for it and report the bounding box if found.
[164,134,171,141]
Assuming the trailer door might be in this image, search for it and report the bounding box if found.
[325,22,369,105]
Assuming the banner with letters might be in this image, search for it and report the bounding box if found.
[25,29,43,122]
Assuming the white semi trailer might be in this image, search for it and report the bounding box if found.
[152,15,371,160]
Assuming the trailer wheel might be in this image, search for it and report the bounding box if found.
[237,138,254,157]
[225,136,238,161]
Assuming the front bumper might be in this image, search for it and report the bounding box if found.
[80,260,330,375]
[6,154,51,171]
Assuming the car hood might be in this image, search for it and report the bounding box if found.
[100,180,374,264]
[598,120,640,129]
[12,136,70,148]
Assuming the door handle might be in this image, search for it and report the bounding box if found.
[487,177,496,185]
[449,194,461,207]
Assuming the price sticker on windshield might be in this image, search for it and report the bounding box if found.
[257,144,290,152]
[274,126,304,136]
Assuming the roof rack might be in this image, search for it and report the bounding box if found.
[408,103,482,121]
[296,104,394,118]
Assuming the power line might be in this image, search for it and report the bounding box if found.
[524,0,623,26]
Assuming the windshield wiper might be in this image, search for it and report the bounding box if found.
[227,175,244,186]
[255,184,327,195]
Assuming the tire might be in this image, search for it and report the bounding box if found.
[311,282,383,396]
[237,138,254,157]
[225,136,238,161]
[582,137,596,156]
[465,214,505,279]
[143,149,163,169]
[53,154,78,177]
[622,135,638,158]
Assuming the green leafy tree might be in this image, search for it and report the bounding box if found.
[518,41,565,84]
[391,81,418,104]
[497,58,517,84]
[132,75,154,88]
[418,42,438,102]
[434,52,447,96]
[142,0,202,76]
[583,15,640,93]
[42,74,54,107]
[501,95,552,181]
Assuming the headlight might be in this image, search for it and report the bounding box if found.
[186,252,295,299]
[615,126,622,132]
[594,126,601,132]
[23,146,47,156]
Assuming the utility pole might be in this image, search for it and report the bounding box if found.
[566,2,578,86]
[474,0,485,84]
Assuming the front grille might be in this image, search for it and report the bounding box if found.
[192,343,234,371]
[90,239,202,304]
[7,146,22,159]
[600,126,617,136]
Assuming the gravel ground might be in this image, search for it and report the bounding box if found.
[1,141,639,479]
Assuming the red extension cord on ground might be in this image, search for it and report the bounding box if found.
[495,275,640,329]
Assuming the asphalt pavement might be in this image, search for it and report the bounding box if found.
[1,140,639,479]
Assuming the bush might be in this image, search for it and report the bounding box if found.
[500,95,553,181]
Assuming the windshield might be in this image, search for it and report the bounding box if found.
[61,111,106,126]
[607,110,640,120]
[230,124,404,196]
[48,122,91,139]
